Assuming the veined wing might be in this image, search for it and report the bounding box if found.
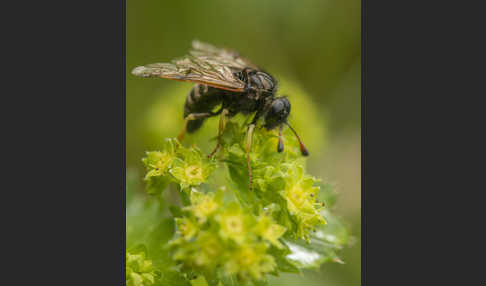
[131,56,245,92]
[131,41,263,92]
[190,40,259,71]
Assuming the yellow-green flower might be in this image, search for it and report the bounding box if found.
[142,139,176,180]
[254,213,286,248]
[224,242,276,280]
[169,147,215,189]
[126,250,156,286]
[281,163,325,240]
[176,217,198,241]
[171,230,225,270]
[192,231,224,267]
[215,202,251,244]
[185,190,221,223]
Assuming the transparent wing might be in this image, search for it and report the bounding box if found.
[131,41,259,92]
[190,40,259,70]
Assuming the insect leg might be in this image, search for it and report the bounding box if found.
[246,123,256,191]
[208,108,229,158]
[245,112,261,191]
[177,112,217,141]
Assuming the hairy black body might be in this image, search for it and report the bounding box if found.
[184,84,223,132]
[183,68,286,133]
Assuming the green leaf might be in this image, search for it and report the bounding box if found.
[155,270,191,286]
[268,246,300,274]
[169,204,183,218]
[318,210,351,248]
[226,162,256,209]
[146,175,170,195]
[284,210,351,268]
[147,218,175,268]
[284,240,327,269]
[127,192,175,271]
[190,275,209,286]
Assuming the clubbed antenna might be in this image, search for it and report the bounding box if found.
[285,122,309,156]
[277,125,284,152]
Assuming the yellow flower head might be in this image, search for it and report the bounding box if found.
[142,139,177,180]
[193,231,224,267]
[224,243,276,280]
[176,217,198,241]
[216,202,250,244]
[254,213,286,248]
[281,163,325,240]
[185,190,221,223]
[169,147,216,189]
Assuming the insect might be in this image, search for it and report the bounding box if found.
[132,40,308,190]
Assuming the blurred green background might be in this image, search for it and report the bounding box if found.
[127,0,360,285]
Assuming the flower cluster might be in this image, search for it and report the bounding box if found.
[136,119,349,285]
[126,250,157,286]
[219,121,326,241]
[142,139,216,192]
[170,189,286,281]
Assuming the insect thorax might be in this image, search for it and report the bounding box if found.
[236,68,278,95]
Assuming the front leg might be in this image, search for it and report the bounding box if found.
[246,123,256,191]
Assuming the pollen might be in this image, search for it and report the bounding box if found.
[193,196,219,221]
[225,216,243,234]
[185,165,203,180]
[289,185,307,208]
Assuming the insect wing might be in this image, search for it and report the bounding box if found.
[131,41,261,92]
[132,60,245,92]
[190,40,259,71]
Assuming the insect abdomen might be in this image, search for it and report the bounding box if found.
[184,84,223,133]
